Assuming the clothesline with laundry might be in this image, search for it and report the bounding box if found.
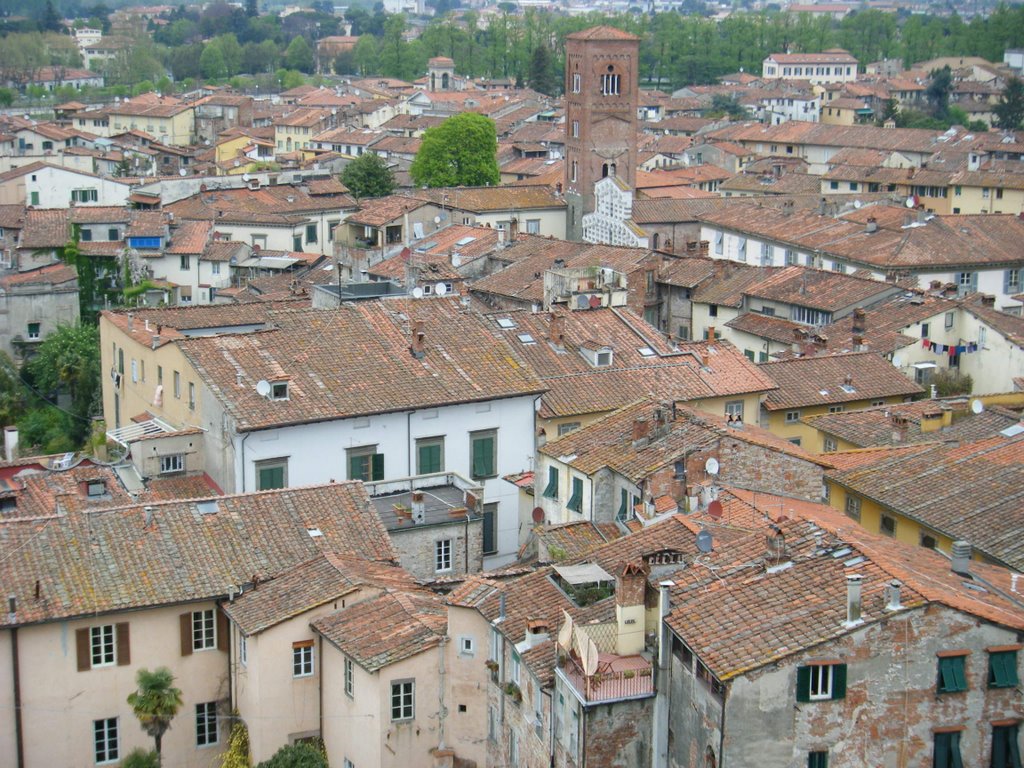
[921,338,980,356]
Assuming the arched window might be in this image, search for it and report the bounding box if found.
[602,163,609,178]
[652,233,660,249]
[600,64,621,96]
[441,72,450,89]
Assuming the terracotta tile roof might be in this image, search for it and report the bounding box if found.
[0,483,396,627]
[718,172,821,195]
[313,588,446,671]
[126,211,168,237]
[0,161,47,182]
[0,263,77,288]
[178,298,545,432]
[693,263,778,308]
[725,311,804,343]
[1,464,132,519]
[707,121,945,154]
[490,308,776,419]
[816,291,959,355]
[347,195,431,227]
[960,295,1024,347]
[566,25,640,41]
[224,553,414,635]
[202,240,246,263]
[100,301,302,348]
[0,204,24,230]
[656,255,719,288]
[409,185,565,213]
[69,206,133,224]
[541,399,828,479]
[665,502,1024,681]
[166,220,212,254]
[536,521,625,561]
[18,209,69,249]
[307,178,349,196]
[165,185,357,225]
[743,266,897,311]
[414,224,500,263]
[825,434,1024,570]
[761,352,923,410]
[804,399,1020,448]
[138,473,222,502]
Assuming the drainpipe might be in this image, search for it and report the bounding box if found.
[652,581,674,768]
[239,432,251,493]
[10,596,23,768]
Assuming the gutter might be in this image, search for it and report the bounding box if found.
[11,619,23,768]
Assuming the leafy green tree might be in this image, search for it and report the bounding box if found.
[255,742,327,768]
[411,113,500,188]
[333,49,356,75]
[16,408,76,455]
[994,76,1024,131]
[927,66,952,120]
[878,96,899,125]
[0,352,26,429]
[341,152,395,199]
[243,40,279,74]
[277,69,305,89]
[200,43,229,80]
[284,36,314,73]
[41,0,62,33]
[26,323,99,436]
[246,0,259,17]
[127,667,184,764]
[528,45,558,95]
[353,35,380,76]
[0,88,14,107]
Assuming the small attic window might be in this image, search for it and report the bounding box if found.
[86,481,106,497]
[517,333,536,344]
[497,318,516,329]
[455,236,476,246]
[839,384,856,394]
[307,527,324,538]
[638,347,656,357]
[197,500,219,515]
[271,381,289,400]
[596,350,612,366]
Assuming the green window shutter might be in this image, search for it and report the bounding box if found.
[371,453,384,481]
[1007,725,1022,768]
[258,466,283,490]
[473,435,495,478]
[807,752,828,768]
[831,664,847,699]
[938,657,966,693]
[617,489,628,521]
[349,454,365,481]
[992,726,1008,768]
[567,478,583,512]
[935,733,950,768]
[543,466,559,499]
[949,732,962,768]
[418,444,441,474]
[796,666,811,702]
[990,651,1019,688]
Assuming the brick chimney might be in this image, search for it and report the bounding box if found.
[410,320,426,359]
[548,313,566,348]
[707,326,716,342]
[851,307,866,334]
[890,412,908,443]
[632,417,650,449]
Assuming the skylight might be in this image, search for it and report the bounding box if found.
[840,384,856,394]
[638,347,656,357]
[517,333,536,344]
[455,236,476,246]
[497,318,516,329]
[307,527,324,538]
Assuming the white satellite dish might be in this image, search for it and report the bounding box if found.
[434,282,448,296]
[179,168,187,176]
[970,398,984,415]
[255,380,271,397]
[853,199,862,209]
[411,286,424,299]
[705,457,720,475]
[905,196,915,209]
[892,355,902,367]
[433,215,441,224]
[242,173,251,182]
[451,252,462,268]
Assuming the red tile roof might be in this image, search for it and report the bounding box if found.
[760,352,923,410]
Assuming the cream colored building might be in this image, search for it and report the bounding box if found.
[106,100,196,148]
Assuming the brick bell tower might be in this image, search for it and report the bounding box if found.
[563,26,640,241]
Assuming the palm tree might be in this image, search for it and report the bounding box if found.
[126,667,183,765]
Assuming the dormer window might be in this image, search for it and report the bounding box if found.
[271,381,289,400]
[87,481,106,497]
[596,350,612,366]
[580,344,613,367]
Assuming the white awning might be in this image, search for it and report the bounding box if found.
[106,418,175,447]
[912,362,937,370]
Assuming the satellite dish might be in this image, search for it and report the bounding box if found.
[853,199,862,209]
[434,282,447,296]
[905,196,915,209]
[411,286,424,299]
[434,215,441,224]
[705,457,720,475]
[451,252,462,268]
[242,173,251,182]
[179,168,187,176]
[696,528,713,553]
[892,355,902,367]
[707,499,723,519]
[531,506,544,524]
[255,380,271,397]
[970,398,984,415]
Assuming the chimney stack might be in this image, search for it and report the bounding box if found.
[865,217,877,234]
[4,426,18,463]
[707,326,716,342]
[891,413,908,443]
[410,320,426,359]
[845,574,863,626]
[844,374,853,387]
[548,313,565,348]
[126,312,134,332]
[885,580,902,611]
[851,307,866,334]
[524,619,550,650]
[632,418,651,449]
[951,540,971,575]
[411,491,425,524]
[151,334,160,350]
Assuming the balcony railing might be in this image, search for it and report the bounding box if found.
[557,653,655,704]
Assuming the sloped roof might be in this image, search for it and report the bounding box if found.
[760,352,923,410]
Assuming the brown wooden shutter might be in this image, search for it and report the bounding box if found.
[180,613,193,656]
[76,628,90,671]
[116,622,130,666]
[216,609,229,653]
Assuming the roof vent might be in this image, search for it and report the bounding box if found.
[951,540,971,576]
[885,580,902,611]
[844,573,864,627]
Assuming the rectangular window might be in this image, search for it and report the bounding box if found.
[958,272,978,295]
[572,120,579,138]
[567,477,583,513]
[482,502,497,555]
[510,648,521,685]
[617,488,630,522]
[1005,269,1021,294]
[714,231,723,255]
[80,229,94,241]
[435,539,452,572]
[348,446,384,482]
[988,650,1019,688]
[91,625,116,667]
[27,322,41,340]
[880,515,896,537]
[239,634,247,666]
[306,224,318,244]
[829,405,844,414]
[557,421,580,436]
[470,430,496,479]
[526,219,540,234]
[509,730,520,767]
[844,495,861,521]
[255,458,287,490]
[416,437,443,475]
[391,680,414,721]
[937,655,968,693]
[991,724,1021,768]
[737,236,747,261]
[160,454,185,474]
[173,371,181,399]
[180,254,191,271]
[572,72,580,93]
[94,717,119,764]
[293,641,314,677]
[824,437,837,452]
[195,702,218,747]
[543,466,559,499]
[344,656,354,697]
[599,73,620,96]
[193,610,216,651]
[725,400,744,420]
[796,663,846,701]
[570,160,577,183]
[188,382,195,411]
[934,731,963,768]
[760,242,772,266]
[488,705,497,742]
[785,410,801,423]
[808,752,829,768]
[211,261,221,275]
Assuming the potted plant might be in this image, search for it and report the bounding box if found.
[503,681,522,704]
